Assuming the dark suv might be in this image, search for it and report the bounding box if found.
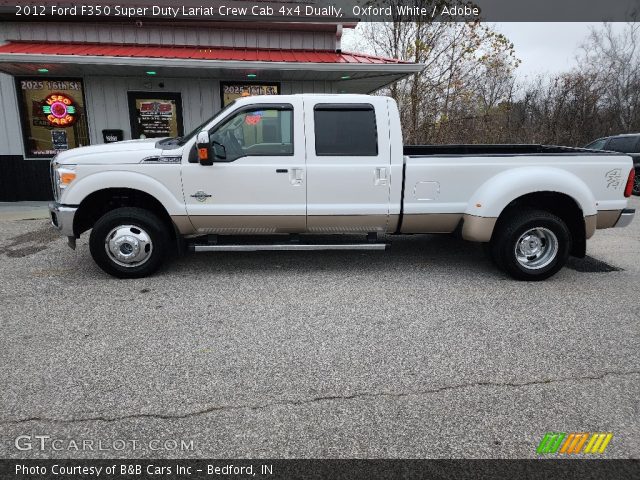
[585,134,640,195]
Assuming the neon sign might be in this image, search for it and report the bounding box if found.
[245,111,263,125]
[42,93,77,127]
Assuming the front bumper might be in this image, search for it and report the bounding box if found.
[48,202,77,238]
[615,208,635,228]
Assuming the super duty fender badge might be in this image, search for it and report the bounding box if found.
[605,168,622,189]
[191,190,212,202]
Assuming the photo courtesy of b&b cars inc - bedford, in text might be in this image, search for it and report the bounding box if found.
[0,1,639,479]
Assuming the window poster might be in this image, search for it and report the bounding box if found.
[127,92,184,139]
[221,82,280,107]
[16,78,90,158]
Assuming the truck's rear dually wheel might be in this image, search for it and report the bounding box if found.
[89,207,169,278]
[490,209,571,281]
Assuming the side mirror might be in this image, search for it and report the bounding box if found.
[196,131,213,166]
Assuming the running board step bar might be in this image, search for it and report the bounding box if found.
[190,243,387,252]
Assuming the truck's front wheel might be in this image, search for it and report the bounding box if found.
[490,209,571,281]
[89,207,169,278]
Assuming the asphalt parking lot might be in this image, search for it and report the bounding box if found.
[1,197,639,459]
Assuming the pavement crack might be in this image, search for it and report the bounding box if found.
[3,370,639,425]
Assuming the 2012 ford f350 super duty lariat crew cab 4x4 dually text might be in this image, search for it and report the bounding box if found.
[48,94,636,280]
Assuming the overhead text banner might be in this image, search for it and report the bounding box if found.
[2,0,639,22]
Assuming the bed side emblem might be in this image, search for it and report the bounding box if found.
[605,169,622,189]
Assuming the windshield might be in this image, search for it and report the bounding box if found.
[160,100,237,147]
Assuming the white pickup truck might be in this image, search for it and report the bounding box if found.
[49,94,636,280]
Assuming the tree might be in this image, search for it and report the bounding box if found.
[360,1,519,144]
[360,16,639,146]
[578,22,640,132]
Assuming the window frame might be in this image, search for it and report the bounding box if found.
[207,103,294,162]
[15,76,90,160]
[313,103,379,157]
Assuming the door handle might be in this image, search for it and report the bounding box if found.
[276,169,288,173]
[375,167,388,186]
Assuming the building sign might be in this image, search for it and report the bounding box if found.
[221,82,280,107]
[16,78,89,158]
[102,129,124,143]
[42,93,77,127]
[127,92,184,139]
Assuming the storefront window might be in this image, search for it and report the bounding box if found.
[16,78,90,158]
[127,92,184,140]
[221,82,280,107]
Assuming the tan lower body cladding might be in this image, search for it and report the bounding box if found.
[175,215,305,235]
[174,213,495,238]
[172,214,396,235]
[585,210,623,239]
[172,210,621,239]
[400,213,462,234]
[400,213,496,241]
[596,210,623,229]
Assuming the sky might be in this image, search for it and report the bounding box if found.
[343,22,626,80]
[491,22,624,79]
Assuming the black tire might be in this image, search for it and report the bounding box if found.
[490,209,571,281]
[89,207,170,278]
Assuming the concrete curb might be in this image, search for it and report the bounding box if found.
[0,202,50,221]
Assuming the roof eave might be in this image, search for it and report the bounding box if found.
[0,53,425,73]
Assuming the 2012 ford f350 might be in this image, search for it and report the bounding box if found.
[48,94,636,280]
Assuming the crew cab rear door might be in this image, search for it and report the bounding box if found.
[303,98,392,233]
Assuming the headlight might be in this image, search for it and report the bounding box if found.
[57,166,77,189]
[52,163,76,199]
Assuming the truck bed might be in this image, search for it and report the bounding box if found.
[399,144,632,238]
[403,144,613,156]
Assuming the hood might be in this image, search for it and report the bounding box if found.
[55,138,183,165]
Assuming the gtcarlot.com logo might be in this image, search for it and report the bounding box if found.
[536,432,613,455]
[15,435,194,452]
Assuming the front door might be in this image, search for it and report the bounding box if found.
[181,98,306,234]
[303,99,392,233]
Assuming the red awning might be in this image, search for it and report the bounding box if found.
[0,41,409,65]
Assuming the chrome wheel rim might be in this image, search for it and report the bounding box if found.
[514,227,558,270]
[105,225,153,268]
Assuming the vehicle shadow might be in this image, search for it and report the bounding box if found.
[165,233,499,278]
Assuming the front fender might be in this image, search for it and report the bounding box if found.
[61,170,187,216]
[465,166,597,218]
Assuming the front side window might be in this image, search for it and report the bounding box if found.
[314,104,378,156]
[210,106,293,162]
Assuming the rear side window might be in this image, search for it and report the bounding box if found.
[314,104,378,156]
[606,136,639,153]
